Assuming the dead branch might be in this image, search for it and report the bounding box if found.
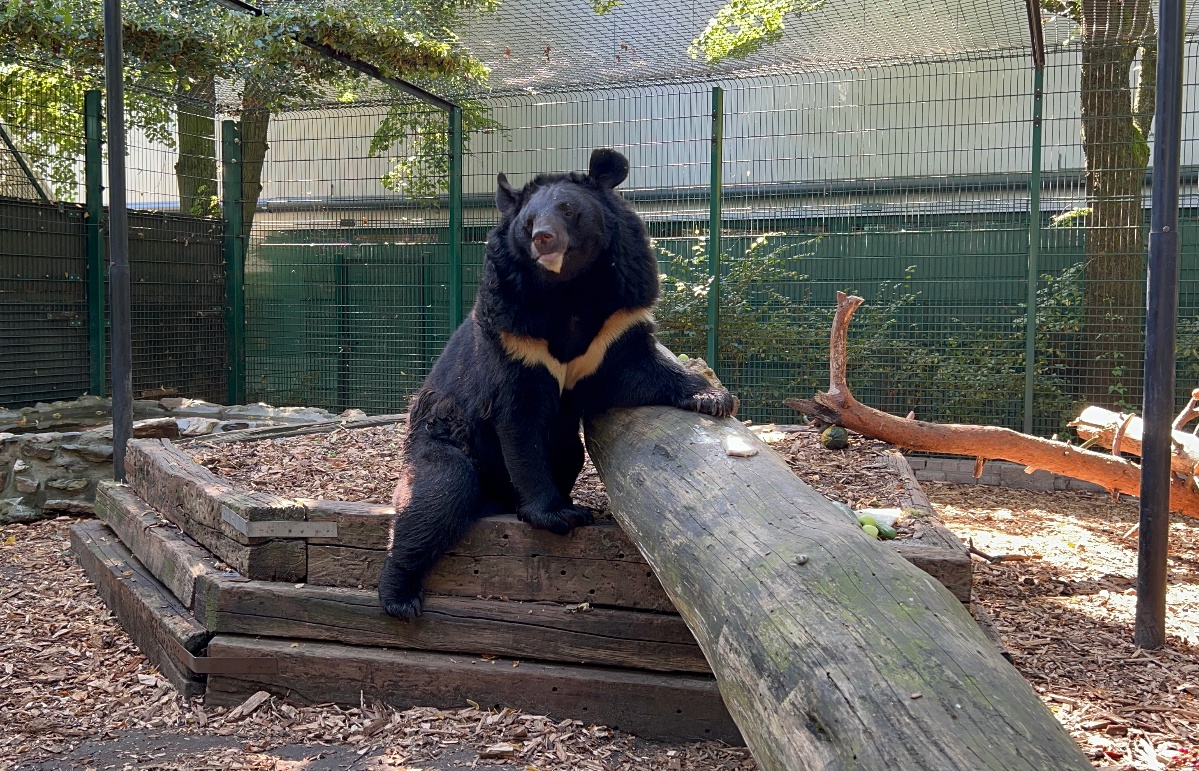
[785,292,1199,519]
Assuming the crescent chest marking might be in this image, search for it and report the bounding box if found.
[500,307,654,393]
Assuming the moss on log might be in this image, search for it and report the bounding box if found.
[585,406,1090,771]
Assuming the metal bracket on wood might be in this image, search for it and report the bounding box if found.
[221,506,338,539]
[171,636,278,675]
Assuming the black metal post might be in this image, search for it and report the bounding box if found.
[1135,0,1185,650]
[103,0,132,482]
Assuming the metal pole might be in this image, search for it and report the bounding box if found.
[84,89,106,397]
[1024,66,1044,434]
[1135,0,1185,650]
[448,105,463,330]
[708,86,724,373]
[222,119,246,405]
[103,0,131,482]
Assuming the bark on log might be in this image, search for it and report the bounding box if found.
[786,293,1199,518]
[1072,406,1199,477]
[585,407,1090,770]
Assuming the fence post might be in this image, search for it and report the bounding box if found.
[1023,66,1044,434]
[222,120,246,405]
[708,86,724,374]
[448,105,463,330]
[84,89,106,397]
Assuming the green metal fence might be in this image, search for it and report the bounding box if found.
[7,2,1199,441]
[0,61,227,408]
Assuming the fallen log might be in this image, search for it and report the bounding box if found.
[786,292,1199,518]
[1071,406,1199,478]
[585,407,1090,770]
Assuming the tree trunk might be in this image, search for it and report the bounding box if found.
[584,407,1091,770]
[174,75,217,217]
[1071,405,1199,477]
[239,80,272,242]
[1078,0,1155,406]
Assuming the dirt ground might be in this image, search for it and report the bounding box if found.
[8,423,1199,768]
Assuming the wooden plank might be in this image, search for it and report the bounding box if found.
[93,481,224,608]
[204,636,740,744]
[153,500,306,582]
[180,413,408,446]
[195,576,709,673]
[126,438,307,543]
[309,545,674,611]
[305,505,646,561]
[70,521,211,698]
[881,451,973,603]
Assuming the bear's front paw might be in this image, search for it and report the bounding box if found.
[519,504,595,536]
[682,388,738,418]
[378,561,426,621]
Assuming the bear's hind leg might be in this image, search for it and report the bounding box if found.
[378,443,480,620]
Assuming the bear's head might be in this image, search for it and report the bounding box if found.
[494,148,630,283]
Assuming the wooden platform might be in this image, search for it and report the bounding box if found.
[74,414,972,742]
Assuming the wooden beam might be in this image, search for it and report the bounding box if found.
[585,406,1091,770]
[71,521,211,697]
[195,575,709,673]
[93,481,223,608]
[204,636,741,744]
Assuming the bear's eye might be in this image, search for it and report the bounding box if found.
[524,216,535,231]
[561,206,574,218]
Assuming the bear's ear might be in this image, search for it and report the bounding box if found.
[588,148,629,189]
[495,173,520,216]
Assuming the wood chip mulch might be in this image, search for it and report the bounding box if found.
[929,482,1199,770]
[1,522,755,770]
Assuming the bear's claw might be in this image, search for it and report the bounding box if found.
[381,588,425,621]
[684,388,738,418]
[520,505,595,535]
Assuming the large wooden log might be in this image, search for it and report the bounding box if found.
[1071,405,1199,477]
[585,407,1090,770]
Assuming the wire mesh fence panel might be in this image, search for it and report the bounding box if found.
[710,57,1039,426]
[0,61,90,407]
[243,103,451,413]
[0,200,90,407]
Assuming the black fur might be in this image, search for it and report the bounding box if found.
[378,148,736,620]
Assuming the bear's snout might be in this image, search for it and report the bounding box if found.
[532,226,561,253]
[529,217,569,274]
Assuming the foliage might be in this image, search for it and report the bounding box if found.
[0,0,494,204]
[687,0,826,63]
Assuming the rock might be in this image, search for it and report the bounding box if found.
[177,417,219,437]
[42,499,94,516]
[215,421,251,433]
[21,443,57,460]
[159,397,187,411]
[0,498,38,524]
[221,403,277,420]
[170,399,223,416]
[14,476,39,494]
[47,478,89,492]
[340,409,369,420]
[132,418,180,440]
[273,406,336,423]
[132,399,168,417]
[61,444,114,463]
[12,459,28,473]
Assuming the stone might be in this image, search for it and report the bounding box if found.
[221,403,277,420]
[215,421,251,432]
[0,498,38,524]
[133,399,168,416]
[47,478,89,492]
[12,459,28,473]
[42,499,94,515]
[273,406,336,423]
[14,476,39,494]
[61,444,114,463]
[340,409,369,420]
[159,397,187,411]
[171,399,223,416]
[177,417,219,437]
[21,443,56,460]
[132,418,180,440]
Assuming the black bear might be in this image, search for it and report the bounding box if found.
[378,148,736,620]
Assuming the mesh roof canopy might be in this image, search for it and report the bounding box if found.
[458,0,1037,94]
